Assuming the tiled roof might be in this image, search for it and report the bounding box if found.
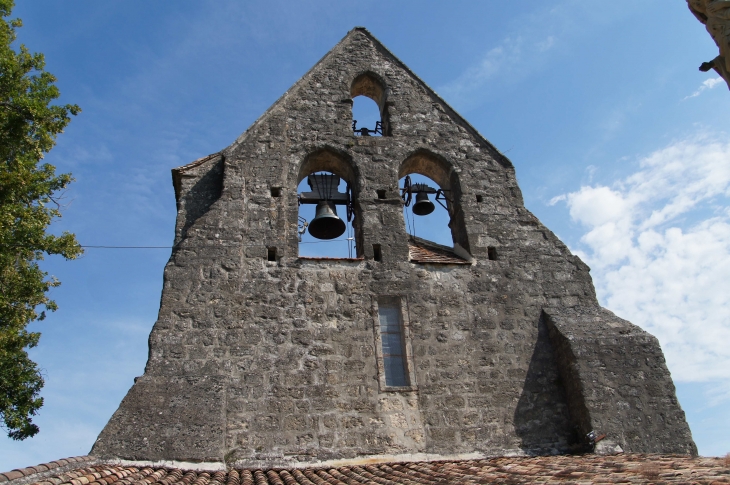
[408,237,470,265]
[3,454,728,485]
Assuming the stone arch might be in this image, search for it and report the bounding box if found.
[351,71,387,106]
[398,149,470,252]
[297,147,363,257]
[350,71,390,136]
[298,146,359,186]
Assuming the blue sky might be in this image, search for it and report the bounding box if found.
[2,1,729,469]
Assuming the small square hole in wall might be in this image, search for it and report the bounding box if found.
[373,244,382,262]
[476,194,483,203]
[270,187,282,197]
[487,246,497,261]
[267,247,277,262]
[376,189,386,199]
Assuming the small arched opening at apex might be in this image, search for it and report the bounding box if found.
[350,72,390,137]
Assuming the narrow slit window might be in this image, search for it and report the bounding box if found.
[378,303,408,387]
[270,187,281,197]
[376,189,386,199]
[488,246,497,261]
[267,247,277,262]
[373,244,382,262]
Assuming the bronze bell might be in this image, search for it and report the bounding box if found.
[309,200,346,240]
[412,191,435,216]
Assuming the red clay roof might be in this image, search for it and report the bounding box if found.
[408,237,470,265]
[2,454,728,485]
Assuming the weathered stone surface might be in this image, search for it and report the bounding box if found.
[543,307,696,455]
[91,27,695,466]
[688,0,730,89]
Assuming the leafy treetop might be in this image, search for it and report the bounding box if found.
[0,0,81,440]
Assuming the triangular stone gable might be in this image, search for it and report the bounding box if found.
[92,27,696,468]
[217,28,511,170]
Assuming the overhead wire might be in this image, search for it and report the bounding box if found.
[59,175,419,252]
[0,239,351,250]
[410,204,417,238]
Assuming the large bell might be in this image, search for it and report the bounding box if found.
[412,191,435,216]
[309,200,346,240]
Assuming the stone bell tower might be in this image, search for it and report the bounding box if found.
[91,28,696,467]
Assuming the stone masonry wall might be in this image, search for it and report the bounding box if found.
[544,307,697,455]
[91,28,695,466]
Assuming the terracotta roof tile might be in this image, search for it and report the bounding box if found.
[408,237,470,265]
[3,454,729,485]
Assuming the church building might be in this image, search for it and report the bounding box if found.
[86,27,695,468]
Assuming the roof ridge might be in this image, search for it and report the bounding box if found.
[408,237,470,265]
[408,235,459,254]
[0,456,97,485]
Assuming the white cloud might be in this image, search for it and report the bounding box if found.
[683,77,724,100]
[437,2,574,107]
[438,29,561,108]
[585,164,598,182]
[439,37,524,105]
[706,379,730,407]
[536,35,555,52]
[553,134,730,385]
[437,1,639,110]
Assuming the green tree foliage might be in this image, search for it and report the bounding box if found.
[0,0,81,440]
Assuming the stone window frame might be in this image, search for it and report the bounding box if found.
[371,295,418,392]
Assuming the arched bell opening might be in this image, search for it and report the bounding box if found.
[350,72,390,137]
[398,150,470,253]
[399,173,451,247]
[297,148,362,258]
[352,97,382,137]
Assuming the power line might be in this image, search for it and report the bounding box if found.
[2,239,349,250]
[81,245,170,249]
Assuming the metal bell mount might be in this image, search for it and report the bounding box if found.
[401,175,451,216]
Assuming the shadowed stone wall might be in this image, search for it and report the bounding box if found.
[543,307,696,455]
[91,28,695,467]
[687,0,730,90]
